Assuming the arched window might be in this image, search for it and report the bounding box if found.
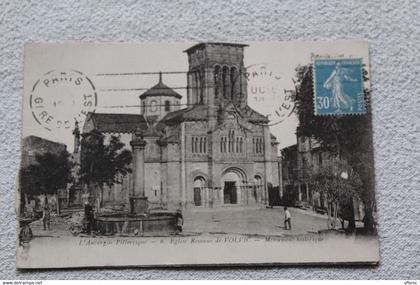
[236,137,239,153]
[223,136,227,153]
[239,137,244,153]
[230,66,237,100]
[255,137,263,153]
[164,100,170,112]
[199,71,204,104]
[194,71,200,104]
[199,137,203,153]
[203,137,207,153]
[214,65,221,99]
[228,130,235,153]
[220,137,223,152]
[192,137,195,153]
[150,99,158,112]
[222,66,229,98]
[194,137,198,153]
[257,138,260,153]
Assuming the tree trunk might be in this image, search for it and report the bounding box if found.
[363,200,375,233]
[99,185,104,209]
[347,198,356,232]
[327,202,332,229]
[332,201,338,229]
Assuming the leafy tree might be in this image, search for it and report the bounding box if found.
[20,150,73,204]
[79,130,132,208]
[305,158,362,230]
[293,64,376,232]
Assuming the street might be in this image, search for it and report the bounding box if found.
[18,206,379,268]
[28,206,331,239]
[182,206,330,237]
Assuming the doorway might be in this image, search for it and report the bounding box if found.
[223,181,237,204]
[193,188,201,206]
[193,176,206,206]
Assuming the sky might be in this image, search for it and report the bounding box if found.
[22,41,369,153]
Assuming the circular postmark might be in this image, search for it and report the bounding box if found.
[246,63,295,126]
[30,70,97,131]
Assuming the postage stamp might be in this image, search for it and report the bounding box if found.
[313,58,365,115]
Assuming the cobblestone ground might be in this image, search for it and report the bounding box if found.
[182,206,330,237]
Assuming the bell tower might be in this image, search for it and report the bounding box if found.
[184,43,249,110]
[139,72,182,126]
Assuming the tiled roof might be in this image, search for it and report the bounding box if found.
[183,42,249,54]
[158,103,268,126]
[139,77,182,100]
[241,105,269,123]
[87,113,148,134]
[159,105,209,126]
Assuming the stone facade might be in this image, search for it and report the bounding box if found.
[80,42,280,210]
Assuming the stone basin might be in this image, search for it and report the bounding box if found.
[95,212,179,236]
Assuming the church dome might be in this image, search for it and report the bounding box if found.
[139,72,182,100]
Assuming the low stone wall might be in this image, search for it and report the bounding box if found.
[95,214,178,236]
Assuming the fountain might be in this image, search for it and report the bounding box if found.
[94,128,180,236]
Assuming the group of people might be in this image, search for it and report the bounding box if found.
[43,201,95,234]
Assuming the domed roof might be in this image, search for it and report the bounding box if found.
[139,72,182,100]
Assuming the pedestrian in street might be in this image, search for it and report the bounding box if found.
[84,201,94,235]
[284,207,292,230]
[175,209,183,234]
[19,220,33,246]
[42,205,51,231]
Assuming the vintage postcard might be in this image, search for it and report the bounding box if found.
[17,41,379,268]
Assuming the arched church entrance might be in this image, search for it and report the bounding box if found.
[221,168,247,205]
[253,175,263,203]
[193,176,206,206]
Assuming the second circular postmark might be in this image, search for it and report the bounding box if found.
[246,63,295,126]
[30,70,97,131]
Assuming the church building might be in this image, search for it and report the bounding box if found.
[79,42,280,210]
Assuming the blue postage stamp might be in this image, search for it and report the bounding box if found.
[313,58,365,115]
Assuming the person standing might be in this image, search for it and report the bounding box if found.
[42,205,51,231]
[84,201,94,234]
[284,207,292,230]
[175,209,183,234]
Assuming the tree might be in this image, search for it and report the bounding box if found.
[20,150,73,203]
[293,64,376,232]
[79,130,132,208]
[305,158,362,230]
